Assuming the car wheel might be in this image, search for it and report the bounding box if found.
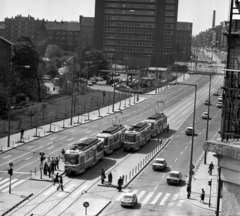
[153,167,156,171]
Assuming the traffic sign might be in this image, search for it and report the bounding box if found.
[83,201,89,208]
[190,164,195,169]
[9,163,13,167]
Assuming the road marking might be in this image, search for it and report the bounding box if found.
[3,155,11,159]
[150,192,162,204]
[177,200,184,207]
[47,146,54,150]
[174,158,178,162]
[73,131,80,135]
[57,184,76,197]
[168,194,179,206]
[0,179,18,191]
[137,191,146,201]
[116,189,130,201]
[159,193,170,205]
[154,184,158,190]
[50,137,57,140]
[67,138,74,141]
[67,142,75,146]
[25,156,33,160]
[102,122,107,124]
[176,135,179,137]
[28,146,35,149]
[199,132,201,135]
[142,191,154,206]
[69,129,75,133]
[43,186,57,196]
[0,179,9,185]
[162,173,165,178]
[185,146,188,149]
[59,136,67,140]
[92,125,98,128]
[2,179,26,193]
[180,151,183,155]
[71,185,89,198]
[47,142,54,145]
[85,130,92,134]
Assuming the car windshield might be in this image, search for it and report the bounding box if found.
[187,128,193,131]
[155,160,164,164]
[170,173,179,178]
[123,195,132,199]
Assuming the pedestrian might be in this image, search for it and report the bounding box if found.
[167,124,169,133]
[117,177,123,192]
[43,162,48,175]
[53,157,57,170]
[108,172,113,185]
[20,128,24,142]
[61,149,65,161]
[200,188,205,203]
[208,162,214,175]
[101,168,106,184]
[53,173,59,186]
[57,176,63,191]
[50,160,55,175]
[56,157,59,170]
[48,165,51,178]
[53,87,55,91]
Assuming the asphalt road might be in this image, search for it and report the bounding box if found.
[0,50,225,215]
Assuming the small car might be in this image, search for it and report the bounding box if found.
[186,127,195,136]
[213,91,219,96]
[152,158,167,171]
[89,78,97,84]
[167,171,182,185]
[87,81,93,86]
[121,192,137,207]
[217,102,222,108]
[204,99,211,105]
[201,112,209,119]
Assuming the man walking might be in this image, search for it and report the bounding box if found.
[208,162,214,175]
[117,177,123,192]
[61,149,65,161]
[200,188,205,203]
[57,176,63,191]
[20,129,24,142]
[108,172,113,185]
[53,173,59,186]
[101,169,106,184]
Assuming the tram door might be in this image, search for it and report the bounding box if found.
[93,149,96,164]
[109,137,114,152]
[80,156,85,173]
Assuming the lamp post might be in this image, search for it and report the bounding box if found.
[112,62,116,112]
[7,65,30,148]
[170,81,197,195]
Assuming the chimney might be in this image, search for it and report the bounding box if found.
[212,10,216,28]
[80,15,83,24]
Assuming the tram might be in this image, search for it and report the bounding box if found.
[124,122,151,151]
[64,137,104,175]
[144,113,168,137]
[97,125,127,154]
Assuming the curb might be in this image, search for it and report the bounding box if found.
[96,201,112,216]
[1,193,33,216]
[0,98,147,155]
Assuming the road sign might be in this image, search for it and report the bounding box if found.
[9,163,13,167]
[191,164,195,169]
[83,201,89,208]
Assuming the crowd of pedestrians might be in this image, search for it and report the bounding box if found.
[43,156,60,177]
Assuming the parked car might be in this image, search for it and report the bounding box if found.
[167,171,182,185]
[87,81,93,86]
[121,192,138,207]
[202,112,209,119]
[213,90,219,96]
[152,158,167,171]
[217,102,222,108]
[95,77,104,81]
[186,127,195,136]
[89,78,97,84]
[204,99,211,105]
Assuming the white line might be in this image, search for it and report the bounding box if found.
[142,192,154,206]
[2,179,26,193]
[28,146,35,149]
[169,165,172,168]
[59,136,67,140]
[69,129,75,133]
[162,173,166,178]
[3,155,11,159]
[50,137,57,140]
[150,192,162,204]
[154,184,158,190]
[116,189,130,201]
[43,187,57,196]
[168,194,179,206]
[0,179,18,191]
[73,132,80,135]
[67,142,75,146]
[0,179,9,185]
[57,184,76,197]
[159,193,170,205]
[85,130,92,134]
[47,146,54,150]
[25,156,33,160]
[177,200,184,207]
[185,146,188,149]
[137,191,146,201]
[180,151,183,155]
[174,158,178,162]
[67,138,74,141]
[92,125,98,128]
[102,122,107,124]
[47,142,54,145]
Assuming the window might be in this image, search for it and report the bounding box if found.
[165,11,175,16]
[166,0,175,3]
[166,5,175,10]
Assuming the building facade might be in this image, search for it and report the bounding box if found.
[0,22,5,38]
[79,16,94,50]
[175,22,192,61]
[94,0,179,67]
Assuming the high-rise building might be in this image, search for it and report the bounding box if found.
[79,16,94,50]
[94,0,179,67]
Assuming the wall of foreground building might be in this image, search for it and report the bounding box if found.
[203,141,240,215]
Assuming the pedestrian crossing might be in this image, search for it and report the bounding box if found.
[0,178,26,193]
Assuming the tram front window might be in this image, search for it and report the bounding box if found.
[125,134,136,143]
[65,154,79,165]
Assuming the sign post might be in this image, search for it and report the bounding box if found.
[83,201,89,215]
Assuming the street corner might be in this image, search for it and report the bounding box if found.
[62,193,111,216]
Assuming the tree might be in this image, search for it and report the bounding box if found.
[45,44,63,60]
[37,39,49,57]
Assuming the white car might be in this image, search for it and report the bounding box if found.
[204,99,211,105]
[213,90,219,96]
[87,81,93,86]
[217,102,222,108]
[121,192,137,207]
[202,112,209,119]
[167,171,182,185]
[152,158,167,171]
[186,127,195,136]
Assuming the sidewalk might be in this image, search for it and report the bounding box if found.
[146,73,191,95]
[186,152,222,214]
[0,96,146,154]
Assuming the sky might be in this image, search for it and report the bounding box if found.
[1,0,230,35]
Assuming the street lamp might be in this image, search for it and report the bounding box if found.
[170,81,197,196]
[7,65,30,148]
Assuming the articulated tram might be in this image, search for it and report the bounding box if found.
[64,137,104,175]
[144,113,168,137]
[97,125,127,154]
[124,122,151,151]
